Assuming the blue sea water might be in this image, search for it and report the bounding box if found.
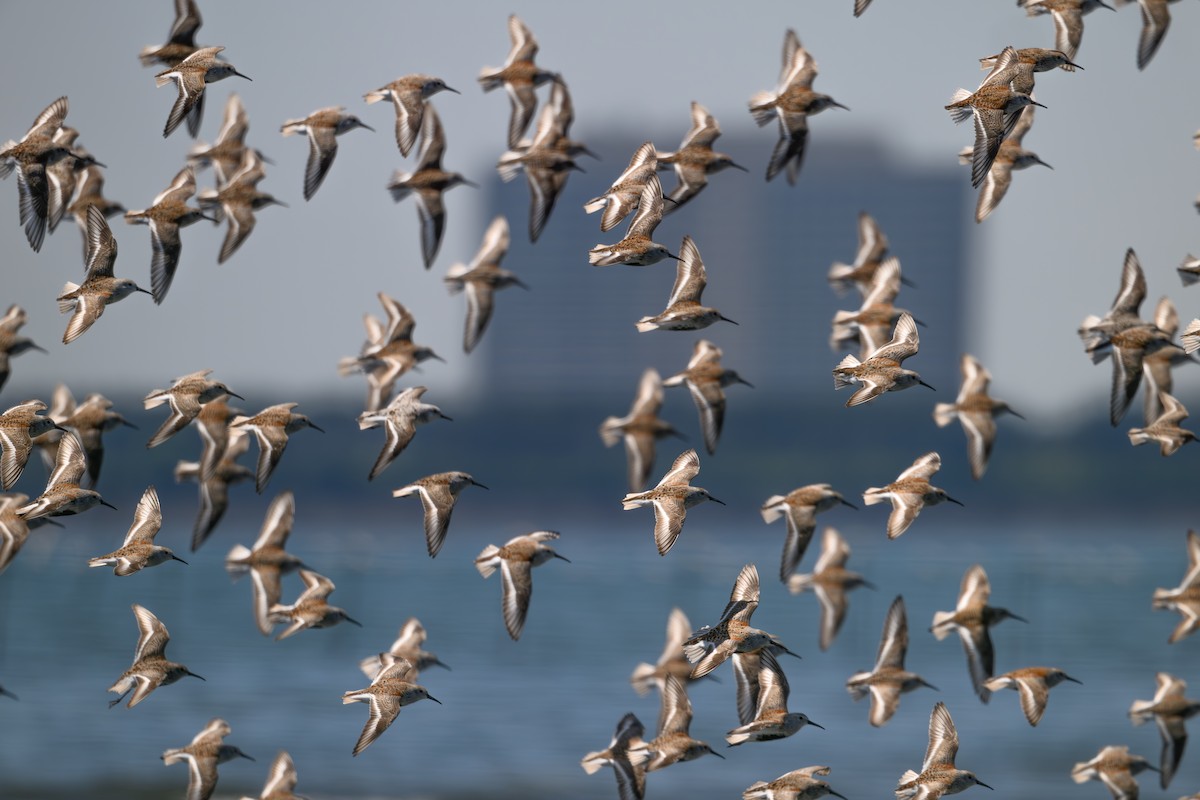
[0,494,1196,800]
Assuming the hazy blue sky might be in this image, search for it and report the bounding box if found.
[0,0,1196,425]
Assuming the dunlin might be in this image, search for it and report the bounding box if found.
[600,368,684,493]
[828,211,908,297]
[474,530,568,640]
[187,92,259,188]
[155,46,250,138]
[584,141,658,233]
[494,86,583,242]
[930,564,1026,701]
[1152,530,1200,644]
[637,236,737,332]
[182,393,241,485]
[1105,322,1173,426]
[269,568,361,641]
[863,452,961,539]
[622,448,724,556]
[387,103,475,268]
[59,206,152,342]
[1071,745,1157,799]
[1129,391,1195,456]
[444,215,527,353]
[44,128,98,235]
[896,702,992,798]
[88,486,186,575]
[933,354,1024,479]
[478,15,559,148]
[225,491,306,636]
[749,30,848,185]
[59,392,137,488]
[727,648,822,745]
[628,675,724,771]
[139,0,203,70]
[239,750,302,800]
[744,765,848,800]
[197,149,285,264]
[280,106,373,200]
[684,564,798,680]
[1079,248,1149,357]
[847,595,936,726]
[581,712,647,800]
[500,76,594,160]
[664,339,753,454]
[1129,672,1200,788]
[364,73,458,157]
[176,425,253,551]
[945,82,1043,188]
[0,306,45,394]
[1183,318,1200,355]
[29,384,73,476]
[1178,254,1200,286]
[145,368,242,449]
[787,527,875,651]
[0,96,76,251]
[657,101,747,213]
[108,604,203,708]
[392,471,487,557]
[834,313,933,407]
[124,165,215,304]
[1116,0,1180,69]
[359,616,451,681]
[979,46,1081,97]
[960,105,1052,223]
[162,718,253,800]
[1142,297,1194,424]
[342,656,441,757]
[231,403,324,493]
[0,399,61,490]
[588,174,676,267]
[984,667,1081,726]
[830,256,920,358]
[630,607,708,696]
[16,431,116,520]
[339,294,444,413]
[67,163,125,260]
[358,386,451,481]
[1018,0,1115,62]
[0,493,56,575]
[761,484,856,582]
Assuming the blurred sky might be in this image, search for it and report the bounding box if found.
[0,0,1197,426]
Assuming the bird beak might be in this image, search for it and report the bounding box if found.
[462,178,480,189]
[1008,611,1029,623]
[308,422,326,434]
[808,720,825,730]
[120,418,139,429]
[912,317,928,328]
[707,496,727,506]
[233,71,252,81]
[512,278,531,290]
[729,162,749,172]
[945,496,964,507]
[430,352,446,363]
[100,499,118,511]
[920,679,940,691]
[1063,674,1083,685]
[553,552,571,563]
[172,554,189,565]
[445,86,461,95]
[239,751,255,762]
[1065,60,1083,70]
[471,479,490,490]
[664,252,681,261]
[427,694,443,705]
[738,377,755,388]
[360,122,376,132]
[1009,408,1026,420]
[719,315,739,326]
[136,286,154,296]
[975,780,994,790]
[919,380,936,391]
[344,616,363,628]
[1031,100,1048,109]
[861,579,877,590]
[226,390,246,401]
[840,498,859,510]
[187,670,205,681]
[1034,158,1053,170]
